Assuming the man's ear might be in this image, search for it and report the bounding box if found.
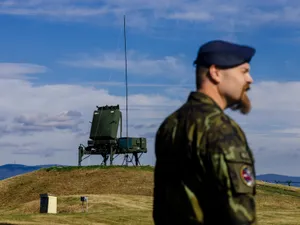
[208,65,222,84]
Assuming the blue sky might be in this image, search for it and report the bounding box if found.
[1,0,300,176]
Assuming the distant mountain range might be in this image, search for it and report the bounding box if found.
[0,164,62,180]
[1,164,300,187]
[256,174,300,187]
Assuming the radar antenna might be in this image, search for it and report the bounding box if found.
[124,15,129,166]
[77,15,147,167]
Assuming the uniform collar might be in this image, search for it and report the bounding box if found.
[187,91,223,112]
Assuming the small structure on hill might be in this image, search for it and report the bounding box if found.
[40,193,57,214]
[80,196,88,212]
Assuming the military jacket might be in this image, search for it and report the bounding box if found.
[153,91,257,225]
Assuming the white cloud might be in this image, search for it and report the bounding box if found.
[168,11,212,21]
[249,81,300,111]
[0,75,181,167]
[84,81,193,87]
[0,61,300,176]
[0,63,47,79]
[60,50,188,77]
[273,128,300,135]
[1,0,300,31]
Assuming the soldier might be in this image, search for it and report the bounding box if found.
[153,40,257,225]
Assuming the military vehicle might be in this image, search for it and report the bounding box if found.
[78,104,147,166]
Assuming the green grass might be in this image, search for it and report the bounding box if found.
[0,194,154,225]
[257,183,300,198]
[1,167,300,224]
[41,165,154,172]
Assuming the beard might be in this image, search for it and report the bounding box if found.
[229,84,251,115]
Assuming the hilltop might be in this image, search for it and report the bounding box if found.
[0,166,154,225]
[2,164,300,188]
[0,166,300,225]
[0,166,153,208]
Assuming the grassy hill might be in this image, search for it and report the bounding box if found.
[0,166,300,225]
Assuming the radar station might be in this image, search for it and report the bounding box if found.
[77,15,148,166]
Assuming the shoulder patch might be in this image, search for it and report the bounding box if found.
[240,165,255,187]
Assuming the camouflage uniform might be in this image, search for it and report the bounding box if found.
[153,91,257,225]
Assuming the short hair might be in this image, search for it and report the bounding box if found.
[195,65,209,89]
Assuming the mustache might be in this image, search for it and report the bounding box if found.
[244,85,251,92]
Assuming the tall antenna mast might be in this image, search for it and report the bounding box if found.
[123,15,129,153]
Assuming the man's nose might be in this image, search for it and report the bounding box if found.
[246,74,253,84]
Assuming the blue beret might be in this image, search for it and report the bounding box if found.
[193,40,256,69]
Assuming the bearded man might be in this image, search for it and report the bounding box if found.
[153,40,257,225]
